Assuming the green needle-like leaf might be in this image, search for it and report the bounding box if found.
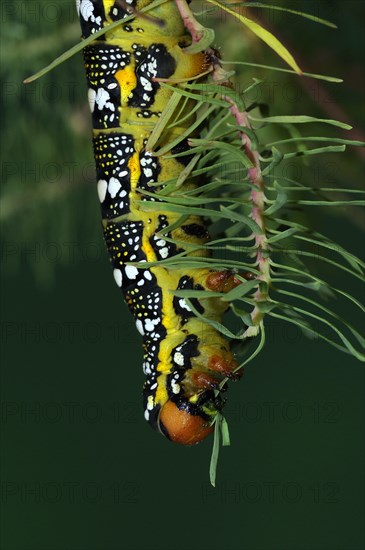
[205,0,302,74]
[249,114,352,130]
[210,416,221,487]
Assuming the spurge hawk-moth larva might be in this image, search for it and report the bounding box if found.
[77,0,244,445]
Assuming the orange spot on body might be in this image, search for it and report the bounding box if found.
[114,67,137,105]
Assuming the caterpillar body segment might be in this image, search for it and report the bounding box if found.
[78,0,243,445]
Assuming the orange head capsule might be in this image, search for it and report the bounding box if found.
[158,400,214,446]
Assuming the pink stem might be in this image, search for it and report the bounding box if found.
[174,0,205,44]
[174,0,271,333]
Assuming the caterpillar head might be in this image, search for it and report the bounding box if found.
[157,392,223,446]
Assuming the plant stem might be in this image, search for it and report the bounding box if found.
[223,93,271,336]
[174,0,207,43]
[174,0,271,337]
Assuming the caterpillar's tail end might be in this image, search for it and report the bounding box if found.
[158,400,214,446]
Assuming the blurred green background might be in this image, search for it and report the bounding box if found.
[1,1,364,549]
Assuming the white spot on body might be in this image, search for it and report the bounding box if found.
[80,0,94,21]
[171,381,181,395]
[80,0,102,26]
[113,269,123,287]
[95,88,114,111]
[136,319,144,336]
[140,76,152,91]
[147,395,154,410]
[108,177,121,199]
[97,179,107,202]
[145,318,160,332]
[148,60,157,74]
[179,298,191,312]
[174,352,184,366]
[143,361,151,375]
[125,265,138,279]
[88,88,96,112]
[159,247,169,259]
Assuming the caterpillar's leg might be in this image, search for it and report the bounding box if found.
[206,269,241,292]
[206,269,255,292]
[180,268,256,384]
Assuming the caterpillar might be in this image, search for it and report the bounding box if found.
[77,0,244,445]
